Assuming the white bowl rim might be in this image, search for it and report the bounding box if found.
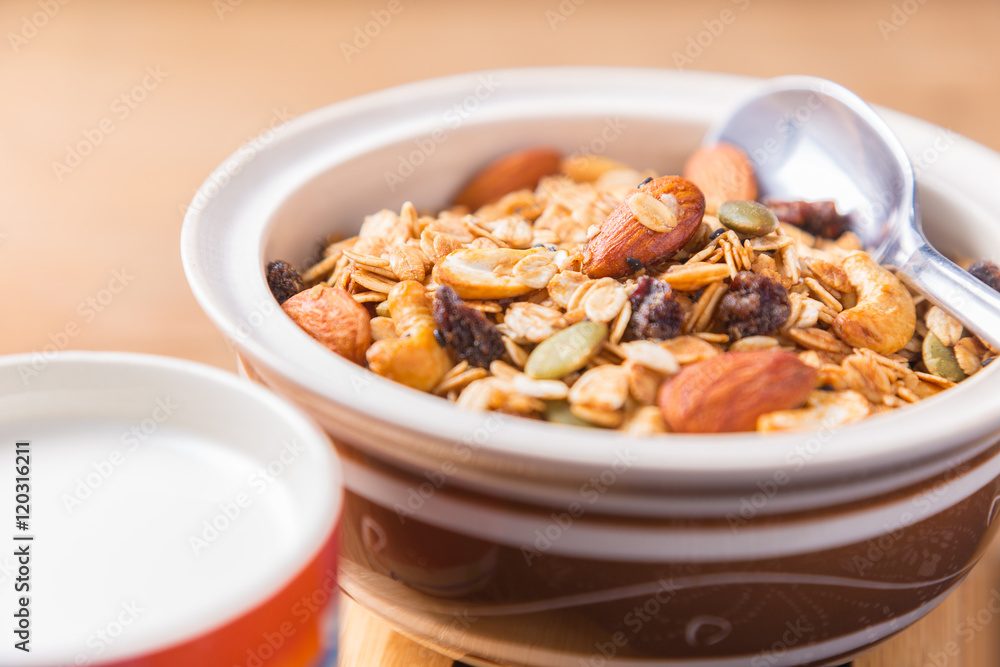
[181,66,1000,496]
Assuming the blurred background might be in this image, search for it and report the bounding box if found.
[2,1,999,665]
[4,0,1000,368]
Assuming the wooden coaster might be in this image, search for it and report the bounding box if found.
[340,548,1000,666]
[338,597,856,666]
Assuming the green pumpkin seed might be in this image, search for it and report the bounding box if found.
[544,400,596,428]
[525,321,608,379]
[922,331,967,382]
[718,200,779,237]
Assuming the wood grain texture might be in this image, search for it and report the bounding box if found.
[340,596,454,667]
[2,1,999,665]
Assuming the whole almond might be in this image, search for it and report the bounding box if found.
[453,146,562,210]
[582,176,705,279]
[683,143,757,215]
[281,284,371,364]
[658,349,817,433]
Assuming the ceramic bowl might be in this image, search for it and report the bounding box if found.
[182,68,1000,666]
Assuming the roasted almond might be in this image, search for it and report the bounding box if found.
[282,284,371,364]
[452,146,562,210]
[581,176,705,279]
[658,348,817,433]
[682,143,757,215]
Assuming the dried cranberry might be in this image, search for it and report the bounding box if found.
[266,260,304,304]
[764,200,847,239]
[718,271,790,339]
[626,276,684,340]
[432,286,505,368]
[969,261,1000,292]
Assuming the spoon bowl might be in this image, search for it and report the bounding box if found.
[707,75,1000,349]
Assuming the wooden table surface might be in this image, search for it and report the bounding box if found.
[3,1,1000,665]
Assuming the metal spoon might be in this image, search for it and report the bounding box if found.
[706,75,1000,349]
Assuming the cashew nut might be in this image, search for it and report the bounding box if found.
[433,247,544,300]
[832,252,915,355]
[757,389,870,432]
[366,280,451,392]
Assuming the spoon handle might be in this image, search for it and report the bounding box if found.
[896,243,1000,351]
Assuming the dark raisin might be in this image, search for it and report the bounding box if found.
[764,199,847,239]
[625,276,684,341]
[533,243,558,251]
[968,260,1000,292]
[709,227,726,241]
[638,176,653,188]
[625,256,644,273]
[718,271,791,340]
[266,260,304,304]
[432,286,505,368]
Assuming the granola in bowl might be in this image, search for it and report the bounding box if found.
[268,144,998,434]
